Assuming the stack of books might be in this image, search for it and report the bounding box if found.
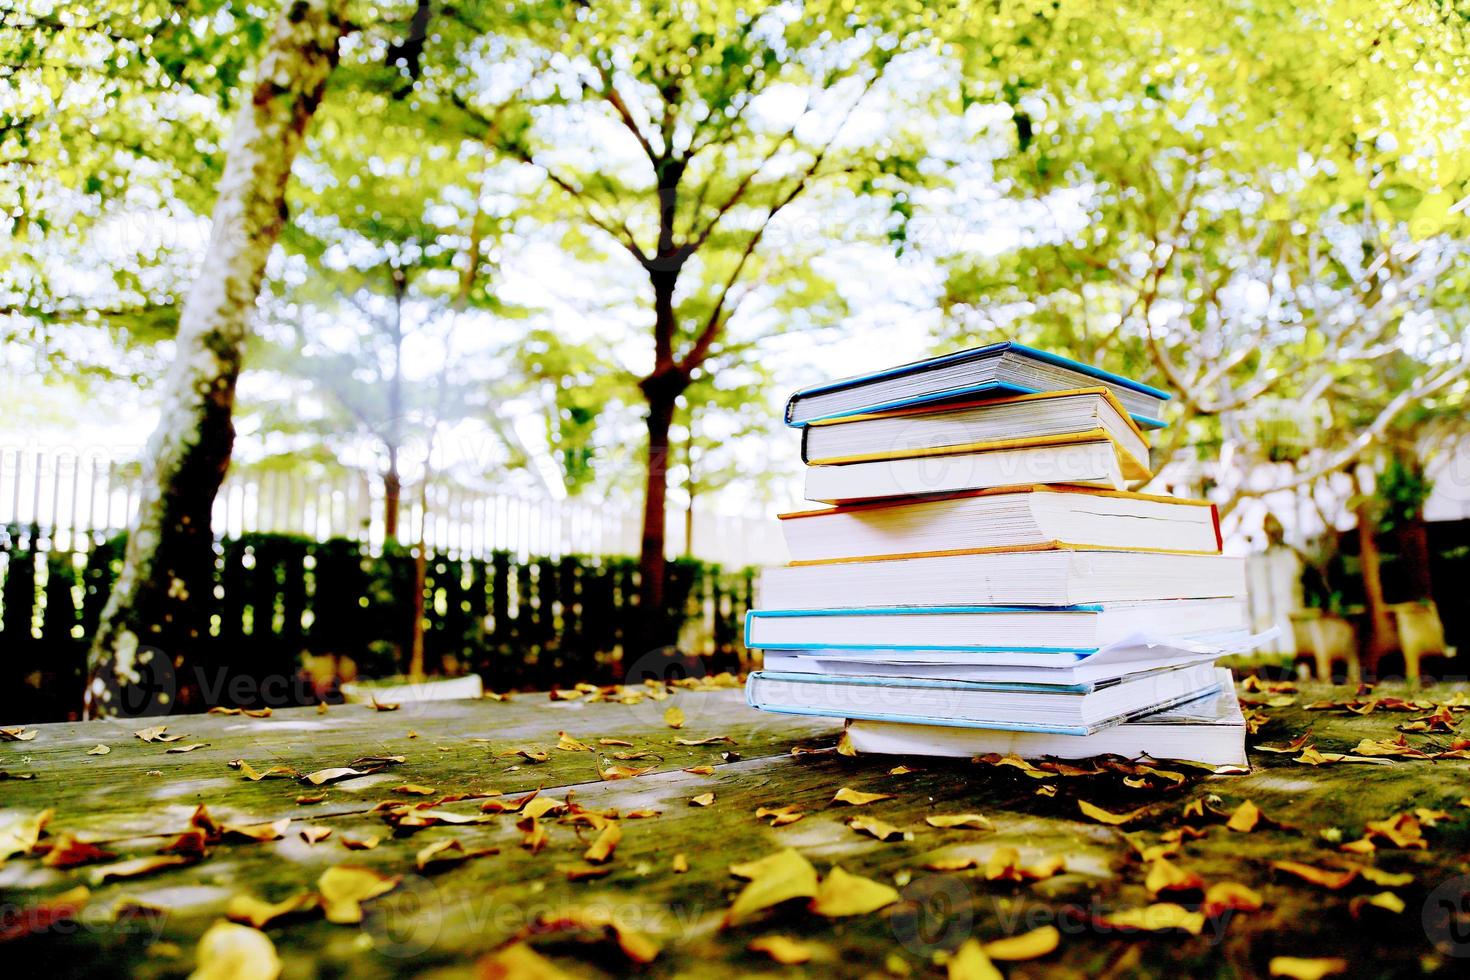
[744,341,1252,767]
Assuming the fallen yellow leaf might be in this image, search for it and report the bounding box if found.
[748,934,812,964]
[477,943,573,979]
[89,854,194,885]
[189,921,281,980]
[947,938,1003,979]
[1226,800,1260,832]
[1271,860,1359,890]
[1078,800,1147,825]
[533,907,660,963]
[810,865,900,917]
[226,891,319,928]
[925,813,993,831]
[1145,857,1204,895]
[41,834,115,869]
[1268,956,1349,980]
[832,787,895,806]
[672,853,689,873]
[1095,903,1204,934]
[982,924,1060,961]
[849,816,911,842]
[583,822,622,864]
[724,848,819,926]
[1349,891,1405,917]
[318,866,401,924]
[690,792,715,807]
[664,706,686,729]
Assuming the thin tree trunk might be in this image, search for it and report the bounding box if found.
[383,448,401,542]
[639,390,677,649]
[1355,500,1393,678]
[85,0,344,717]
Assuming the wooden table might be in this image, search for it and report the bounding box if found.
[2,680,1468,977]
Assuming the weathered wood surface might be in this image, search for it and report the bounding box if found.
[2,680,1469,978]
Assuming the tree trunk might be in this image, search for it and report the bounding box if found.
[84,0,343,717]
[638,389,678,651]
[383,449,401,542]
[1355,499,1393,679]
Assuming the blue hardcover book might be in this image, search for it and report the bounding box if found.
[784,341,1170,429]
[744,599,1248,653]
[744,661,1222,736]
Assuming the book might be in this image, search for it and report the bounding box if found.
[843,669,1247,766]
[760,648,1225,686]
[779,486,1220,564]
[746,599,1248,651]
[804,438,1130,503]
[784,342,1169,429]
[801,388,1150,480]
[757,550,1246,610]
[761,629,1271,681]
[744,660,1221,736]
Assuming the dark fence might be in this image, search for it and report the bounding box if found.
[0,524,756,723]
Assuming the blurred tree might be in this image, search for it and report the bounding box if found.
[937,0,1470,526]
[81,0,349,716]
[251,97,529,540]
[429,0,948,644]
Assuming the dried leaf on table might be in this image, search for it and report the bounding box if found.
[849,816,911,842]
[1359,866,1413,887]
[1292,746,1389,766]
[89,854,195,884]
[233,760,299,781]
[531,907,660,964]
[318,865,401,924]
[583,822,622,863]
[946,938,1003,980]
[889,765,920,775]
[598,737,634,746]
[675,735,734,746]
[1254,730,1313,754]
[220,819,290,842]
[226,891,319,928]
[672,852,688,873]
[982,924,1061,961]
[755,805,805,827]
[598,760,656,781]
[663,706,686,729]
[1271,860,1359,889]
[831,787,895,806]
[1202,881,1264,914]
[132,726,186,743]
[836,731,858,756]
[1145,857,1204,895]
[723,848,819,926]
[1352,735,1431,759]
[392,784,436,796]
[926,813,993,831]
[298,826,333,844]
[682,766,715,775]
[555,731,593,752]
[1078,800,1148,825]
[367,697,399,711]
[86,744,110,756]
[1227,800,1261,832]
[0,808,53,863]
[302,766,380,786]
[41,834,115,868]
[190,921,281,980]
[1268,956,1349,980]
[1093,903,1205,935]
[1349,891,1406,917]
[985,847,1065,882]
[748,934,812,964]
[809,865,899,916]
[497,747,549,764]
[1363,812,1427,849]
[159,828,210,859]
[341,835,379,851]
[690,792,715,807]
[416,839,497,871]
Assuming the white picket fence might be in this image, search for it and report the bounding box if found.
[0,448,787,568]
